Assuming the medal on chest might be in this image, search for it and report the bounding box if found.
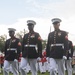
[30,34,35,38]
[12,39,16,42]
[58,32,61,36]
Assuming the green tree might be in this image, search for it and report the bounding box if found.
[15,29,28,42]
[42,40,47,50]
[73,45,75,50]
[0,34,7,52]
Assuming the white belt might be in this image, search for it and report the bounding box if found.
[51,44,64,47]
[24,45,37,47]
[7,48,17,51]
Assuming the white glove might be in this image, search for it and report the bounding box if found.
[63,56,67,60]
[37,57,41,61]
[47,57,50,63]
[14,59,18,62]
[69,57,72,60]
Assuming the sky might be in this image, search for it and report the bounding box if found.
[0,0,75,45]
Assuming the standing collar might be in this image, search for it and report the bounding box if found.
[55,29,60,32]
[29,31,34,34]
[10,36,16,40]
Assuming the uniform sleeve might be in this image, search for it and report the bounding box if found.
[70,41,74,57]
[22,35,25,54]
[17,39,22,59]
[36,33,42,57]
[46,33,50,57]
[63,32,68,56]
[4,40,7,57]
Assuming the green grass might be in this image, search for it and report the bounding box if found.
[0,72,74,75]
[0,70,74,75]
[0,72,49,75]
[0,68,49,75]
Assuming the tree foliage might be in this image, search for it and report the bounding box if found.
[15,29,28,42]
[73,45,75,50]
[0,34,7,52]
[42,40,47,50]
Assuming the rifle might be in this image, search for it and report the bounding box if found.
[50,26,51,33]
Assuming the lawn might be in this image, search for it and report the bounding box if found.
[0,72,49,75]
[0,72,74,75]
[0,69,74,75]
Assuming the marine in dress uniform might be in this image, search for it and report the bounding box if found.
[3,28,21,75]
[46,18,68,75]
[20,20,42,75]
[65,33,74,75]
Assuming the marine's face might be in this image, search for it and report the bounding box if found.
[28,24,34,31]
[9,31,15,37]
[53,22,60,30]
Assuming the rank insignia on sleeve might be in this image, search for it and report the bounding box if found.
[38,36,42,40]
[65,35,68,39]
[18,42,21,46]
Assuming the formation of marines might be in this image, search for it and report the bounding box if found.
[0,18,75,75]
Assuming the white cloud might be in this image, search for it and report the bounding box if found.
[0,24,8,35]
[25,0,75,18]
[0,0,75,45]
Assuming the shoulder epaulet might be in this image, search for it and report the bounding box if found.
[60,30,66,33]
